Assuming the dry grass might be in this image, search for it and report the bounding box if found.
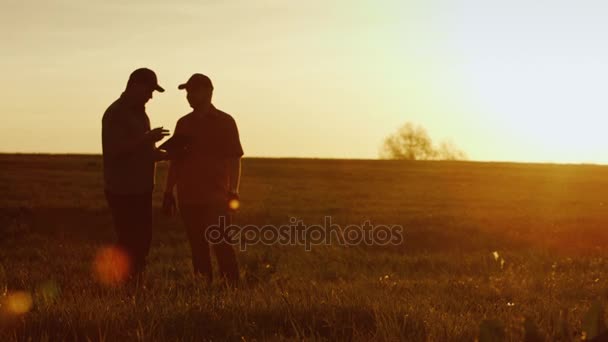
[2,154,608,340]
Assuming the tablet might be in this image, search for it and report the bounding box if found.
[158,135,191,154]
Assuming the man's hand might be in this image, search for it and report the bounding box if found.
[227,191,240,212]
[162,191,177,217]
[146,127,170,143]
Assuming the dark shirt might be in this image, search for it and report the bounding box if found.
[102,94,156,195]
[173,105,243,205]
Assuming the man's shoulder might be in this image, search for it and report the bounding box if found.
[102,98,125,122]
[213,107,237,125]
[176,112,195,126]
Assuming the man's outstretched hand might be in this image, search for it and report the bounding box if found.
[146,127,170,143]
[162,192,177,217]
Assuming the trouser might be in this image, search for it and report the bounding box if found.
[179,204,239,285]
[104,190,153,276]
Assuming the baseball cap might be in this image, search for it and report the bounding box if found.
[178,73,214,91]
[128,68,165,92]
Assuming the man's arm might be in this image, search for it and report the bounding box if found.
[164,120,184,194]
[103,116,141,159]
[153,148,169,161]
[165,160,179,195]
[162,119,185,216]
[226,116,243,194]
[161,159,179,216]
[103,116,168,160]
[227,157,242,194]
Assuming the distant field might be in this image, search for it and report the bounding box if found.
[2,154,608,340]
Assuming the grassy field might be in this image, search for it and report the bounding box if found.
[2,154,608,341]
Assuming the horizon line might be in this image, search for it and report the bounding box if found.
[1,152,606,167]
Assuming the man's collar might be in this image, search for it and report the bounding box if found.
[209,104,220,116]
[193,104,220,118]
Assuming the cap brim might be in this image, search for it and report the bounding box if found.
[178,83,187,90]
[155,84,165,93]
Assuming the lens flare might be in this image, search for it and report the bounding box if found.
[5,291,33,315]
[229,199,240,211]
[93,246,131,286]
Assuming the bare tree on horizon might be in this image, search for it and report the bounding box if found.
[380,122,467,161]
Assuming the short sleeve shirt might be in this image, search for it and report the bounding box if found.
[173,105,243,205]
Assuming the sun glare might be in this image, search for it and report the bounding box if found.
[4,291,33,315]
[229,199,240,211]
[93,246,131,286]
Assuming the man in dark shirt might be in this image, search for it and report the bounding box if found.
[102,68,169,278]
[163,73,243,286]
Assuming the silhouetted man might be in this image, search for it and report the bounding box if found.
[163,73,243,286]
[102,68,169,277]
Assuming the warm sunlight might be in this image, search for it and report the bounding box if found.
[6,2,608,340]
[2,0,608,163]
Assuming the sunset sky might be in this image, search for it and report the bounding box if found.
[3,0,608,163]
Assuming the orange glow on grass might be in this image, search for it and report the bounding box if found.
[229,199,240,211]
[93,246,131,286]
[4,291,33,315]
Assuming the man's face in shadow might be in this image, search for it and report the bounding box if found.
[186,87,212,110]
[130,83,155,106]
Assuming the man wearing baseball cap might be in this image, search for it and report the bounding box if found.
[102,67,170,279]
[163,73,243,286]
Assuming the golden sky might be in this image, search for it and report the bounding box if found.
[2,0,608,163]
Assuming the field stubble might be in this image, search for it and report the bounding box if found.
[2,155,608,340]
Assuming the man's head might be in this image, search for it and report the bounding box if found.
[125,68,165,106]
[178,74,214,110]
